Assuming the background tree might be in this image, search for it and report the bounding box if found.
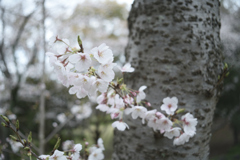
[0,0,129,159]
[113,0,222,160]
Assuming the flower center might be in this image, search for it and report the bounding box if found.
[183,118,189,125]
[81,55,86,60]
[168,104,172,108]
[163,120,168,125]
[98,50,103,57]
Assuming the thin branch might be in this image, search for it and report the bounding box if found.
[0,117,40,159]
[0,6,11,79]
[39,0,46,154]
[26,43,38,68]
[44,114,75,144]
[5,120,40,153]
[12,9,35,77]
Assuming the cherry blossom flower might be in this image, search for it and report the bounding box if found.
[52,38,70,55]
[97,138,105,150]
[157,117,173,131]
[136,86,147,103]
[67,72,81,86]
[155,111,166,119]
[147,116,159,131]
[98,65,115,82]
[160,97,178,115]
[92,78,109,93]
[69,86,88,99]
[62,140,74,151]
[173,133,191,146]
[97,93,107,104]
[114,94,125,109]
[120,63,135,72]
[126,106,147,119]
[57,113,67,124]
[96,104,109,112]
[49,150,67,160]
[164,127,181,139]
[110,112,121,119]
[123,95,134,105]
[88,148,104,160]
[71,144,82,160]
[57,71,70,87]
[69,53,92,72]
[107,90,116,106]
[99,60,116,70]
[73,75,90,89]
[52,61,66,75]
[91,43,113,64]
[141,109,157,124]
[39,155,50,160]
[112,121,129,131]
[181,113,198,137]
[46,52,58,65]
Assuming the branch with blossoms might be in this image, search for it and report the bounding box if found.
[1,115,105,160]
[46,36,198,146]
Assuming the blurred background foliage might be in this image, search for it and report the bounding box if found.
[210,0,240,159]
[0,0,240,159]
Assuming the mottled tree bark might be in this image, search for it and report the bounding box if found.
[113,0,222,160]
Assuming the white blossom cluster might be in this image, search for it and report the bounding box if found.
[46,37,198,146]
[39,138,104,160]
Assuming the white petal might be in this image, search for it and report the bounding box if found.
[139,86,147,91]
[69,54,80,63]
[62,38,70,45]
[69,87,77,94]
[124,108,133,115]
[96,104,109,112]
[98,43,108,51]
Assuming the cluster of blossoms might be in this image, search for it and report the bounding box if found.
[39,138,104,160]
[46,36,198,146]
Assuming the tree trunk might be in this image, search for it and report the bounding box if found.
[112,0,222,160]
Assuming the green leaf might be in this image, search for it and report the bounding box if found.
[54,137,61,150]
[28,132,32,143]
[1,115,9,123]
[10,135,18,141]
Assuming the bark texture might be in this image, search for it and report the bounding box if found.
[112,0,222,160]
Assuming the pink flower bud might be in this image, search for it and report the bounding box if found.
[130,91,137,97]
[145,102,151,107]
[111,113,119,119]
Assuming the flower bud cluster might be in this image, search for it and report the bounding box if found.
[47,37,198,145]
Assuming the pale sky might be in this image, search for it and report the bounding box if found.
[1,0,134,16]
